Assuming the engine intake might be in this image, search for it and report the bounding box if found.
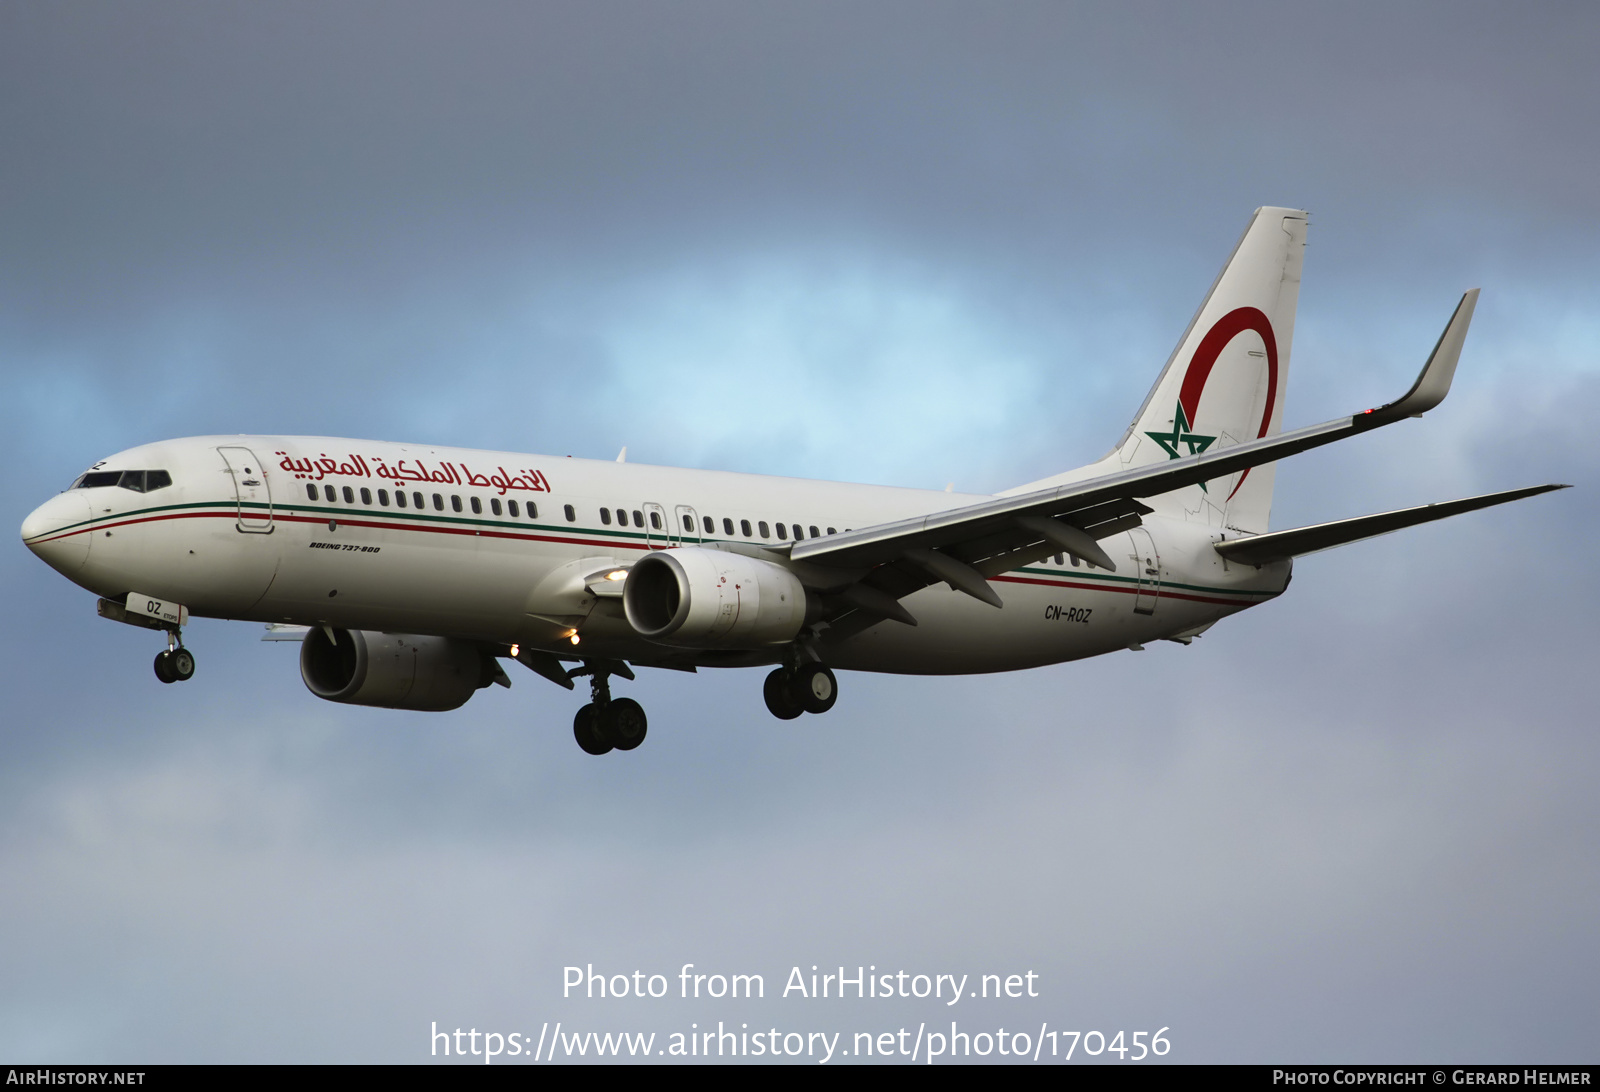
[300,628,494,711]
[623,547,809,647]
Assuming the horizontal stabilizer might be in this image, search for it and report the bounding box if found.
[1213,484,1569,566]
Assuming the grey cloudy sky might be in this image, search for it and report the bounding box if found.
[2,1,1595,1063]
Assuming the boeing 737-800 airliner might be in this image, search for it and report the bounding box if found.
[20,208,1567,754]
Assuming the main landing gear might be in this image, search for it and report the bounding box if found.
[153,630,196,684]
[763,662,838,720]
[570,663,648,756]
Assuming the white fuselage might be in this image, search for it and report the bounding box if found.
[21,435,1290,676]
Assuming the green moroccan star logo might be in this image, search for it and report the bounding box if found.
[1145,401,1218,489]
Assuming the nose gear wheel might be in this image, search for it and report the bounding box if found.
[153,636,196,684]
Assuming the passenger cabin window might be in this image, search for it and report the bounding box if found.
[324,485,336,502]
[306,484,317,501]
[379,489,390,506]
[703,516,714,534]
[723,518,734,535]
[342,486,354,504]
[508,500,519,517]
[683,514,694,532]
[775,524,787,540]
[564,504,576,522]
[809,525,819,539]
[360,487,372,505]
[827,527,836,535]
[631,510,643,527]
[526,502,537,519]
[758,521,769,538]
[649,511,662,530]
[740,519,752,537]
[469,496,481,515]
[412,491,424,509]
[490,498,501,516]
[600,507,612,525]
[432,494,444,511]
[451,495,463,513]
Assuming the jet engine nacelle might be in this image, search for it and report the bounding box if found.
[623,547,810,647]
[300,628,494,711]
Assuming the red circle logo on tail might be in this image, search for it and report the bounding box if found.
[1175,306,1279,501]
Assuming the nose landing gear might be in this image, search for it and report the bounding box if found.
[153,631,196,684]
[570,661,648,755]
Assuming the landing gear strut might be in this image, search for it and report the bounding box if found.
[153,629,196,684]
[570,662,648,755]
[764,661,838,719]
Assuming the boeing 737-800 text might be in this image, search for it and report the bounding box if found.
[20,208,1567,754]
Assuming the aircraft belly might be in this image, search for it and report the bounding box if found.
[820,575,1240,675]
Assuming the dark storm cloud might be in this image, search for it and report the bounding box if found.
[6,1,1599,309]
[2,1,1596,1063]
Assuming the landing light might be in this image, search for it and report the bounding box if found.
[509,643,520,657]
[569,634,581,646]
[606,569,627,581]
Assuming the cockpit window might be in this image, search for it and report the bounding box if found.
[71,469,172,492]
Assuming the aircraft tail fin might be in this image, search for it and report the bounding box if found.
[1109,207,1308,533]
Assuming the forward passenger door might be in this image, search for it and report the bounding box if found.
[217,446,274,532]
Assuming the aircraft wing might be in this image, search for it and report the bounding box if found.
[792,290,1484,624]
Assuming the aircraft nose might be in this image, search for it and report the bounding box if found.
[20,492,93,574]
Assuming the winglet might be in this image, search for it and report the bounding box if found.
[1365,289,1478,423]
